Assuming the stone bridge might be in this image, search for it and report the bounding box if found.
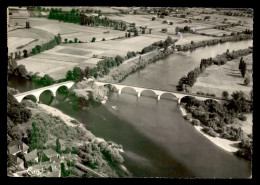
[94,81,224,104]
[13,81,74,103]
[13,80,225,105]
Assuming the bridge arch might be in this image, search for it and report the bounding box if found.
[121,86,138,95]
[159,93,178,101]
[39,90,55,105]
[21,94,38,103]
[56,85,69,102]
[139,89,158,99]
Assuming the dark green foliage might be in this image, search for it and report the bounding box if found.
[56,138,61,153]
[238,114,247,121]
[128,32,131,37]
[227,91,251,113]
[84,67,90,79]
[239,57,247,77]
[127,51,136,59]
[244,76,250,85]
[7,91,31,125]
[222,91,229,99]
[74,38,78,43]
[152,17,156,21]
[14,65,28,78]
[181,96,248,142]
[91,37,96,42]
[39,74,55,86]
[176,75,188,91]
[73,67,85,82]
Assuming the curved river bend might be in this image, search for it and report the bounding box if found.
[8,40,252,178]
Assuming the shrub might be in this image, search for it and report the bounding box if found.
[244,76,250,85]
[222,91,229,99]
[238,114,247,121]
[91,37,96,42]
[152,17,156,21]
[191,119,200,126]
[203,127,218,137]
[102,38,105,41]
[162,20,168,24]
[184,113,192,120]
[69,40,73,43]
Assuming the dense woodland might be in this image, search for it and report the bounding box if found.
[181,91,252,160]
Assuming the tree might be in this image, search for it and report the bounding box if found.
[128,32,131,37]
[23,50,28,58]
[222,91,229,99]
[152,17,156,21]
[39,74,54,86]
[64,38,68,43]
[134,29,139,36]
[91,37,96,42]
[14,65,28,78]
[72,67,85,82]
[74,38,78,43]
[239,57,247,77]
[66,70,74,80]
[244,76,250,85]
[84,67,90,79]
[176,75,188,91]
[227,91,251,113]
[56,138,61,153]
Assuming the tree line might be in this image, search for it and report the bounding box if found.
[48,8,127,31]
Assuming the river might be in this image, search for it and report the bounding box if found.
[8,40,253,178]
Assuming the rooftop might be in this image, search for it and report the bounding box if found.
[24,149,38,162]
[42,148,59,159]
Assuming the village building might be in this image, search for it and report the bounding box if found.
[24,149,38,164]
[8,140,29,156]
[41,148,60,162]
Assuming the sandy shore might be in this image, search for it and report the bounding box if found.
[38,104,78,127]
[179,106,240,153]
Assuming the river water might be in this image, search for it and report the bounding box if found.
[8,40,253,178]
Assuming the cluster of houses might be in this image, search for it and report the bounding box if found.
[8,140,65,177]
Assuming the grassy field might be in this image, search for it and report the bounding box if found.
[8,27,54,55]
[191,54,253,100]
[196,28,232,36]
[179,33,216,45]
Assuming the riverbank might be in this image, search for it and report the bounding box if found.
[178,105,240,153]
[98,47,175,83]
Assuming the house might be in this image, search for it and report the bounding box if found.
[24,149,38,164]
[16,157,25,169]
[43,168,61,177]
[8,140,29,156]
[41,148,60,162]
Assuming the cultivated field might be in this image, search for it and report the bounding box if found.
[191,54,253,99]
[16,34,168,80]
